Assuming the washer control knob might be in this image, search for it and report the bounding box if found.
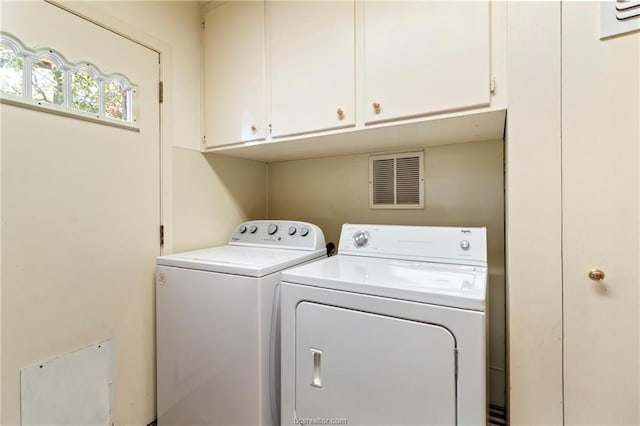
[300,227,310,237]
[239,225,247,234]
[460,240,470,250]
[288,226,297,236]
[249,225,258,234]
[267,224,278,235]
[353,231,369,248]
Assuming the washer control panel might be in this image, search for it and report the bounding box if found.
[229,220,325,251]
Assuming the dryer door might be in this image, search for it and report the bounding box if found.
[295,302,456,425]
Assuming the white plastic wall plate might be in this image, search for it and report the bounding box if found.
[601,1,640,39]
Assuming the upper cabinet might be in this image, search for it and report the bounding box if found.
[270,1,355,137]
[202,1,505,161]
[363,1,490,124]
[204,2,265,148]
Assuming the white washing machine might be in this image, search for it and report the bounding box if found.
[280,224,488,426]
[156,220,326,426]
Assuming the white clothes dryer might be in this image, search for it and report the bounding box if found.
[280,224,488,426]
[156,220,326,426]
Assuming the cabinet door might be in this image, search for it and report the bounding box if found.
[562,3,640,425]
[364,1,490,124]
[270,1,355,137]
[295,302,456,425]
[204,2,265,147]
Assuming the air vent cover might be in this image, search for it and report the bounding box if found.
[601,1,640,39]
[369,151,424,209]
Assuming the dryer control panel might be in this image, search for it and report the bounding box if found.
[338,224,487,267]
[229,220,326,251]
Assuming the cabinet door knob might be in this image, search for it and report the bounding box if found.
[588,269,606,281]
[337,108,344,118]
[372,102,381,112]
[250,124,257,132]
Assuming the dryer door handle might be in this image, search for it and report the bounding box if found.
[310,348,323,388]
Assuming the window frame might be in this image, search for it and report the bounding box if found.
[0,32,139,131]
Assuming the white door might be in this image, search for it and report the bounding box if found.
[270,1,355,137]
[562,3,640,424]
[363,1,490,124]
[295,302,456,426]
[1,1,160,424]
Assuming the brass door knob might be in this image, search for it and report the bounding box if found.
[588,269,605,281]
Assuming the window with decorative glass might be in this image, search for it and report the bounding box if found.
[0,42,24,96]
[0,32,137,129]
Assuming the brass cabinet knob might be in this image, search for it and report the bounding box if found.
[588,269,605,281]
[250,124,257,132]
[372,102,381,112]
[337,108,344,118]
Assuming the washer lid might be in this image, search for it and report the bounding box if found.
[281,255,487,311]
[157,245,326,278]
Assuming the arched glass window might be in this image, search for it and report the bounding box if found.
[0,32,138,130]
[0,43,24,96]
[72,68,99,114]
[104,79,128,121]
[31,56,65,106]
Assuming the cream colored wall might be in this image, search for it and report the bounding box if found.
[76,0,202,153]
[0,1,268,424]
[173,150,268,252]
[62,0,210,253]
[268,139,506,405]
[71,1,268,249]
[505,2,563,425]
[0,79,3,426]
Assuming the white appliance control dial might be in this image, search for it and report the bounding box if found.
[229,220,325,250]
[353,231,369,248]
[460,240,470,250]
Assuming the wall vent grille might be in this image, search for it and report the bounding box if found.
[601,1,640,38]
[616,0,640,20]
[369,151,424,209]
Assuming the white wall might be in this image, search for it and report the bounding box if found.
[268,139,506,406]
[506,3,563,424]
